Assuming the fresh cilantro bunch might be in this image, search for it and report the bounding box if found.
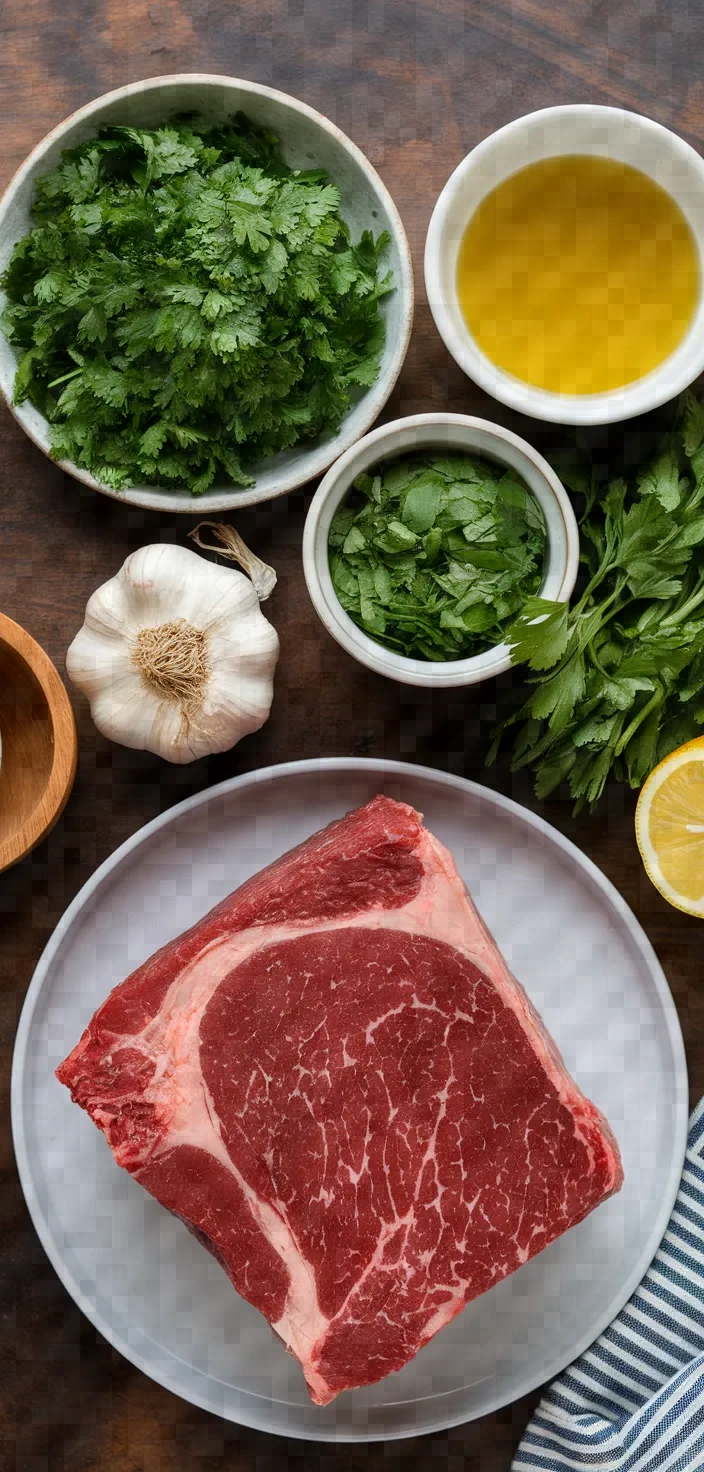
[329,452,546,660]
[490,394,704,810]
[1,115,392,494]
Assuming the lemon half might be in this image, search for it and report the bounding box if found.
[635,737,704,916]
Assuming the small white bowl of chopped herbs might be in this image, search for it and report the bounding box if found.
[303,414,579,688]
[0,75,413,511]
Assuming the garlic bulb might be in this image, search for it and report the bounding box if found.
[66,541,279,763]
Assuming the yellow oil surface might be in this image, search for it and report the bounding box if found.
[456,154,700,395]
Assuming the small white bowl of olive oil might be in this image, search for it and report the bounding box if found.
[425,105,704,425]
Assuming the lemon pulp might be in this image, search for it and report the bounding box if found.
[645,758,704,904]
[456,155,700,395]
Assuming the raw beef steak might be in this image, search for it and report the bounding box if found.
[57,795,623,1404]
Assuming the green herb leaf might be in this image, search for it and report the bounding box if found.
[401,474,444,533]
[505,598,572,670]
[328,451,546,662]
[342,525,367,555]
[637,448,684,512]
[683,391,704,456]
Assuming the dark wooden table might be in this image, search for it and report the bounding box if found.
[3,2,704,1468]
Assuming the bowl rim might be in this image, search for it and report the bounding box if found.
[0,72,414,512]
[302,411,580,689]
[424,103,704,426]
[0,611,77,873]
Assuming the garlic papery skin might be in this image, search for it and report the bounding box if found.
[66,543,280,763]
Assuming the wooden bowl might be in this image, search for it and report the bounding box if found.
[0,612,77,873]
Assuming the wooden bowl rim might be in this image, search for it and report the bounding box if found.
[0,611,78,873]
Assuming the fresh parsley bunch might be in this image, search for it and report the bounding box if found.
[329,452,546,660]
[1,115,392,494]
[491,394,704,810]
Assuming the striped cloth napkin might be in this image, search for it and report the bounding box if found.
[513,1100,704,1472]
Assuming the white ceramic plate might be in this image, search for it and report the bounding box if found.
[12,759,688,1443]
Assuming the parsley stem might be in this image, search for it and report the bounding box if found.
[575,580,625,634]
[574,558,615,611]
[587,638,613,681]
[47,366,83,388]
[614,685,664,757]
[659,579,704,630]
[509,721,563,770]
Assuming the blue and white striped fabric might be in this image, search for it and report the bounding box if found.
[513,1100,704,1472]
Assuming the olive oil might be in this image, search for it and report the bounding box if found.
[456,155,700,395]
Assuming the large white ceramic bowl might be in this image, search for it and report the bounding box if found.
[425,105,704,425]
[302,413,579,688]
[0,75,413,512]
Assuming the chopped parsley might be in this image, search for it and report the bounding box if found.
[1,115,392,494]
[328,451,546,661]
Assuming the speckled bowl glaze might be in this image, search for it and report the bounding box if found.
[0,74,414,512]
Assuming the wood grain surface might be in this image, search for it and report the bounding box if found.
[2,2,704,1468]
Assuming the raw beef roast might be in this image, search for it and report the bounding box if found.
[57,795,623,1404]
